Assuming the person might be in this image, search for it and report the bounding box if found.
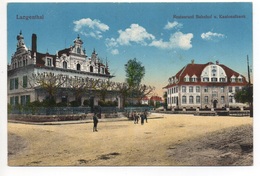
[144,109,148,123]
[93,112,99,132]
[134,111,139,124]
[140,113,144,125]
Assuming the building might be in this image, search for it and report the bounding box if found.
[150,96,164,106]
[164,60,248,110]
[8,31,114,106]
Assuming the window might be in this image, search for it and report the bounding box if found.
[46,58,52,66]
[212,91,218,98]
[220,78,226,82]
[23,76,27,88]
[77,47,81,54]
[220,86,224,93]
[196,86,200,93]
[77,63,81,71]
[182,96,186,104]
[211,78,218,82]
[230,76,236,83]
[90,66,93,72]
[184,75,190,82]
[235,87,240,92]
[204,87,208,93]
[196,96,200,104]
[63,61,67,69]
[203,77,209,82]
[238,76,243,82]
[176,87,178,93]
[182,86,186,93]
[21,95,30,105]
[221,96,225,104]
[189,96,194,104]
[229,87,233,93]
[10,78,19,90]
[212,68,217,76]
[189,86,193,93]
[229,96,233,103]
[204,96,208,104]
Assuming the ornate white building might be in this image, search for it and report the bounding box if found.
[164,60,249,110]
[8,31,114,106]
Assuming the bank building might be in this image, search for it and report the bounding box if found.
[8,31,114,106]
[164,60,249,110]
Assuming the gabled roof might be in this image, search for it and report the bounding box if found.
[164,62,248,89]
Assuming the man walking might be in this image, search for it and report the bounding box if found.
[93,113,99,132]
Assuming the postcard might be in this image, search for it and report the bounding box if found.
[2,1,258,176]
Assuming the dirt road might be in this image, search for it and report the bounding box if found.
[8,113,253,166]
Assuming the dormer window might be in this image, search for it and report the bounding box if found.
[77,47,81,54]
[184,75,190,82]
[191,75,197,82]
[46,58,52,66]
[238,75,243,83]
[230,75,236,83]
[63,61,67,69]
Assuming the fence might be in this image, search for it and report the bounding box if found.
[9,107,91,115]
[8,106,152,116]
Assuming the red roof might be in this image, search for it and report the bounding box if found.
[164,62,248,88]
[150,96,163,102]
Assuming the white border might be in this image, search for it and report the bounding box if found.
[1,1,259,176]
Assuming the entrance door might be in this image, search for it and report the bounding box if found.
[213,100,218,108]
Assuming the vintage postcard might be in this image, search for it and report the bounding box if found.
[2,1,257,176]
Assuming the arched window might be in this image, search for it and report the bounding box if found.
[90,66,93,72]
[182,96,186,104]
[196,96,200,104]
[189,96,194,104]
[77,63,81,71]
[77,47,81,54]
[63,61,67,69]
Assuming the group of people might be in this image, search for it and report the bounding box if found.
[92,109,149,132]
[132,110,148,125]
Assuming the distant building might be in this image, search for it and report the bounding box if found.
[150,96,164,106]
[8,31,114,106]
[164,60,248,110]
[141,96,149,105]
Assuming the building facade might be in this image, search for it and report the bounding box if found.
[8,31,114,106]
[164,60,248,110]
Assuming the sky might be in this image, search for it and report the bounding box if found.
[7,2,253,96]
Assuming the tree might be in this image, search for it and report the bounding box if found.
[234,85,253,117]
[125,58,145,88]
[67,76,87,106]
[28,72,67,106]
[115,82,130,108]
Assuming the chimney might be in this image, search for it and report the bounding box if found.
[216,60,219,65]
[32,33,37,53]
[191,59,195,64]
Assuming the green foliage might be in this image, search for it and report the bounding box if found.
[234,86,253,104]
[125,58,145,88]
[70,100,81,107]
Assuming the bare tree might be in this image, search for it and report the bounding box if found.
[28,72,67,105]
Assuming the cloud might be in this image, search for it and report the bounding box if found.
[111,49,119,55]
[106,24,155,54]
[150,32,193,50]
[201,31,226,41]
[117,24,155,45]
[73,18,109,39]
[164,21,183,30]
